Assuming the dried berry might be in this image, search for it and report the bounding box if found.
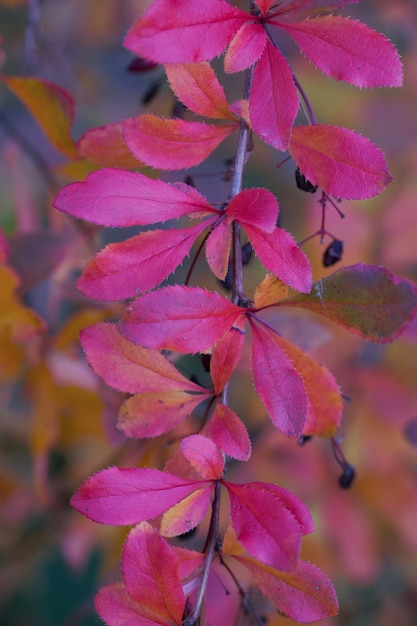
[295,167,318,193]
[323,239,344,267]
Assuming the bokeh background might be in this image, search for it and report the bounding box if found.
[1,1,417,625]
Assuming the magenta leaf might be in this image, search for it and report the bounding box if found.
[70,467,204,525]
[119,286,245,353]
[53,168,213,226]
[121,523,185,624]
[285,264,417,343]
[161,487,213,537]
[181,435,225,480]
[224,22,267,73]
[280,16,403,88]
[124,0,247,64]
[226,188,278,234]
[245,225,312,293]
[80,323,202,394]
[289,124,393,200]
[225,482,305,570]
[250,321,308,439]
[209,404,251,462]
[96,583,171,626]
[250,41,299,151]
[77,221,210,301]
[210,327,245,395]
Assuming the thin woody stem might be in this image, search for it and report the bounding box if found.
[187,481,222,625]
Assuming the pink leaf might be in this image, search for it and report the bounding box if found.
[122,523,185,624]
[250,321,308,439]
[124,0,247,64]
[209,404,251,461]
[210,327,245,395]
[77,221,209,301]
[235,556,339,622]
[225,482,304,570]
[80,323,202,394]
[181,434,225,479]
[205,218,232,280]
[118,391,207,439]
[226,188,278,233]
[165,63,235,120]
[53,168,212,226]
[122,114,237,170]
[161,487,213,537]
[286,264,417,343]
[245,225,312,293]
[224,22,267,73]
[96,583,171,626]
[250,42,299,151]
[254,0,276,15]
[70,467,203,525]
[120,286,245,353]
[279,16,403,88]
[274,335,343,438]
[289,124,393,200]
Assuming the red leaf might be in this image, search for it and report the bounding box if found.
[250,321,308,439]
[165,62,235,120]
[226,188,278,233]
[272,334,343,438]
[77,221,209,301]
[181,434,225,479]
[161,487,213,537]
[209,404,251,461]
[124,0,247,64]
[286,264,417,343]
[120,286,245,353]
[77,122,144,169]
[118,391,207,439]
[53,168,213,226]
[280,16,403,88]
[122,115,237,170]
[210,327,245,395]
[80,323,202,394]
[225,482,305,570]
[224,22,267,73]
[121,523,185,624]
[234,555,339,622]
[96,583,171,626]
[205,218,232,280]
[245,225,312,293]
[250,42,299,151]
[289,124,393,200]
[70,467,203,525]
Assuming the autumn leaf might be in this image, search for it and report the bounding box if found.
[77,122,145,169]
[209,404,251,461]
[289,125,393,199]
[285,264,417,343]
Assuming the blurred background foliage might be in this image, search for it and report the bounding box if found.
[0,1,417,625]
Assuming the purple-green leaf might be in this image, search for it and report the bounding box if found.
[284,264,417,343]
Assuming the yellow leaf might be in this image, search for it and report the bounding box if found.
[1,75,79,158]
[254,273,288,308]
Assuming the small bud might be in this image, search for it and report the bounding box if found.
[323,239,344,267]
[298,434,313,446]
[295,167,318,193]
[241,241,253,266]
[127,57,159,73]
[338,464,356,489]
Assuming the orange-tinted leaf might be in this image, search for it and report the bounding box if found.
[254,274,288,309]
[118,391,206,438]
[165,62,235,120]
[273,334,343,437]
[161,487,213,537]
[0,265,45,342]
[122,114,237,170]
[205,218,231,280]
[77,122,144,169]
[1,75,78,158]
